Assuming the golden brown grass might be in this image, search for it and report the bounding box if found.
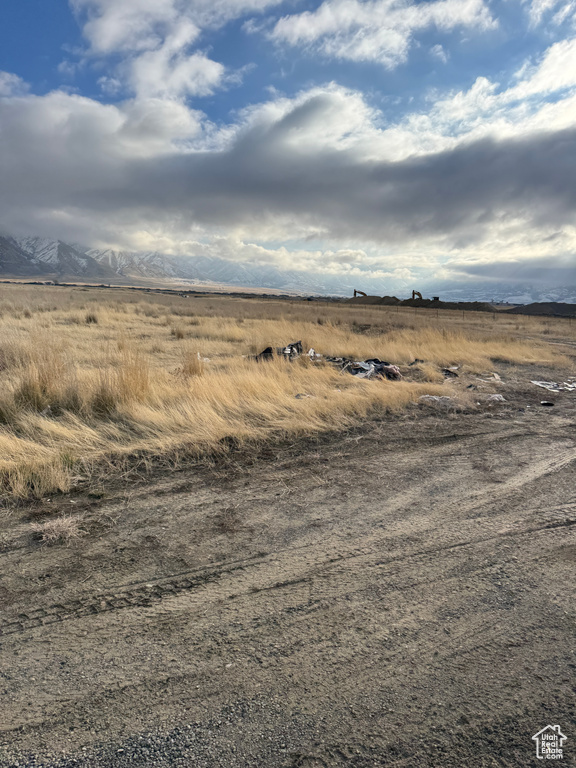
[0,284,572,500]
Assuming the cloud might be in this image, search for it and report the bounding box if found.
[71,0,285,54]
[270,0,496,67]
[169,238,379,274]
[443,254,576,286]
[69,0,285,99]
[1,78,576,264]
[71,0,183,55]
[524,0,576,28]
[0,72,29,97]
[510,37,576,98]
[430,44,448,63]
[123,116,576,250]
[372,37,576,161]
[128,28,225,99]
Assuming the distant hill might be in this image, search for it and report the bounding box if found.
[347,295,495,312]
[505,302,576,317]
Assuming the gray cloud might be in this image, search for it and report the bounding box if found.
[77,114,576,246]
[444,254,576,285]
[1,85,576,286]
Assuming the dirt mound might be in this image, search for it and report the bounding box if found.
[347,294,400,305]
[505,301,576,317]
[400,298,494,312]
[346,295,494,312]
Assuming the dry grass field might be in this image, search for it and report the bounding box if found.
[0,283,572,501]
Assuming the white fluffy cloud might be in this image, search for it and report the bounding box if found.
[128,24,224,99]
[70,0,185,54]
[354,36,576,165]
[69,0,285,99]
[270,0,495,67]
[72,0,285,53]
[0,72,29,97]
[524,0,576,28]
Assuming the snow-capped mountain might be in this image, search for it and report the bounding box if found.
[0,235,52,276]
[86,249,184,279]
[85,246,373,295]
[15,237,116,279]
[1,231,575,301]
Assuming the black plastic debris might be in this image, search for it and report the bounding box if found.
[540,401,555,407]
[408,359,425,366]
[254,341,303,362]
[255,346,275,362]
[442,368,459,378]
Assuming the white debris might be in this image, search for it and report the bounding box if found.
[488,394,506,402]
[531,380,576,392]
[419,395,455,409]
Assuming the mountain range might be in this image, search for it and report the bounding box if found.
[0,233,391,296]
[1,232,575,304]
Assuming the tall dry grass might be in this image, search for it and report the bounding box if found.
[0,283,571,500]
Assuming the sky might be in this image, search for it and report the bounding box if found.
[1,0,576,293]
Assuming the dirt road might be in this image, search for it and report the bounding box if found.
[1,379,575,766]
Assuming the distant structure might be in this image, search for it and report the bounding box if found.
[432,296,439,301]
[353,289,367,297]
[412,290,423,300]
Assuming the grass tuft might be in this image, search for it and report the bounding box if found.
[30,515,85,544]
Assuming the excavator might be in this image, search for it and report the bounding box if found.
[353,289,367,297]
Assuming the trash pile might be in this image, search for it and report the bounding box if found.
[254,341,402,380]
[531,379,576,393]
[326,358,402,380]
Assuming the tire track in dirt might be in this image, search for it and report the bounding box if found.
[2,513,573,639]
[2,436,574,637]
